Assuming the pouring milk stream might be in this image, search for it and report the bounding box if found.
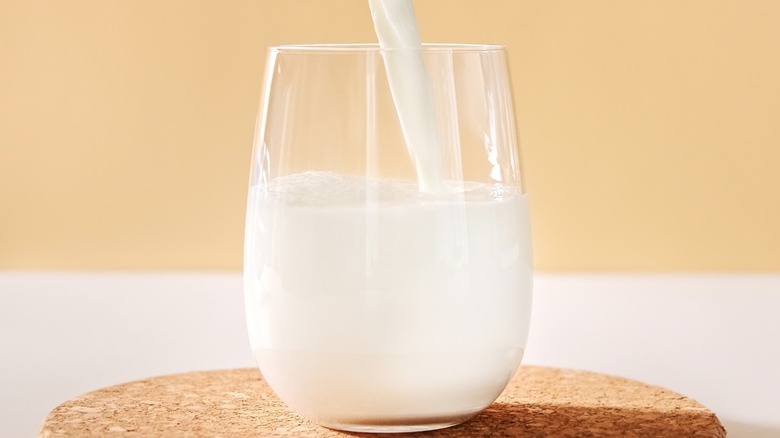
[368,0,443,193]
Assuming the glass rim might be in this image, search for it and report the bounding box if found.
[269,43,506,54]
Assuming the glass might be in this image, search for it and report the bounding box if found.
[244,44,532,433]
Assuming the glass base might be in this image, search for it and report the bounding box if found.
[319,412,477,433]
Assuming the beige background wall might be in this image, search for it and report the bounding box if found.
[2,0,779,271]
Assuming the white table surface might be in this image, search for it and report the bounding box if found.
[1,273,778,437]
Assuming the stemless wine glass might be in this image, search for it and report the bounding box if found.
[244,44,532,433]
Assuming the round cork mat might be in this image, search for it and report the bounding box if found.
[39,366,725,437]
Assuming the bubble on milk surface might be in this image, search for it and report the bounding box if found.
[264,171,521,205]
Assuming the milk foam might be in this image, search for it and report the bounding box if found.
[263,171,419,204]
[265,171,521,205]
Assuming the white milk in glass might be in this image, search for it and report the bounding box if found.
[245,173,532,424]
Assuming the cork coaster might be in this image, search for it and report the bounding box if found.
[39,366,725,437]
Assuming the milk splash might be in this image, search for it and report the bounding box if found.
[368,0,443,193]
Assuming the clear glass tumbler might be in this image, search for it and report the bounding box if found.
[244,44,532,433]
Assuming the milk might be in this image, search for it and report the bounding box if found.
[244,172,532,427]
[245,1,531,429]
[368,0,443,193]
